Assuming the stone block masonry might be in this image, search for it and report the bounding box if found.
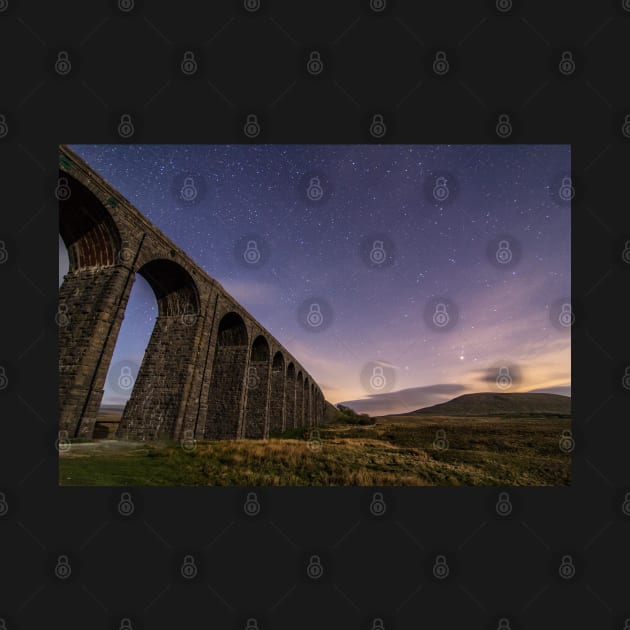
[58,145,325,441]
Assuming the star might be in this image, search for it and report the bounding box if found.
[60,143,571,414]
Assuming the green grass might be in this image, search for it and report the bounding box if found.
[59,415,571,486]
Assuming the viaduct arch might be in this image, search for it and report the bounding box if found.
[57,145,325,441]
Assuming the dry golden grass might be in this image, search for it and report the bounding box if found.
[60,414,571,486]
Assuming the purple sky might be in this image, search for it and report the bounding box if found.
[59,144,571,415]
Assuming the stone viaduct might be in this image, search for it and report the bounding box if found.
[58,145,325,441]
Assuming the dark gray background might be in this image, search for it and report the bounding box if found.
[1,1,629,628]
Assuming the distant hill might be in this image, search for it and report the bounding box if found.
[323,401,340,424]
[391,392,571,418]
[100,404,125,413]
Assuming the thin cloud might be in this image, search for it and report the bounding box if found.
[338,383,471,416]
[528,385,571,397]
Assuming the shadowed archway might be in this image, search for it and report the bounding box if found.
[269,352,286,434]
[317,390,323,426]
[117,258,200,440]
[295,371,304,429]
[59,172,122,272]
[304,377,311,427]
[309,383,316,427]
[204,313,249,439]
[58,145,326,442]
[285,362,296,431]
[244,335,271,439]
[58,172,128,438]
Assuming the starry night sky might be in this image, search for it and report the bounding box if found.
[59,144,571,415]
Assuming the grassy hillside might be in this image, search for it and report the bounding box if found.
[59,414,571,487]
[401,392,571,417]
